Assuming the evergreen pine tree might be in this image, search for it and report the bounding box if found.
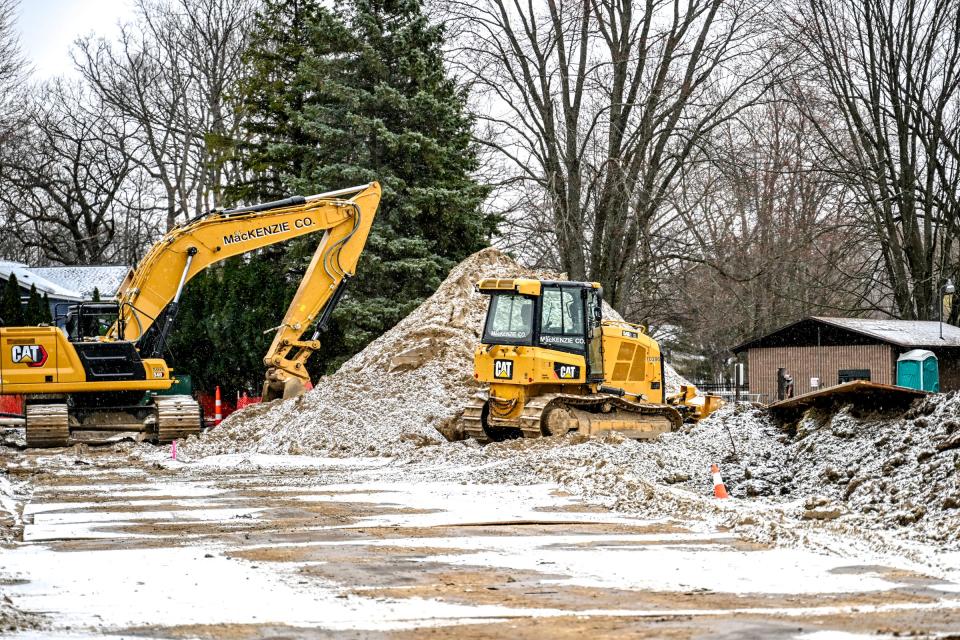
[91,287,101,302]
[169,254,293,395]
[40,292,52,324]
[0,274,24,326]
[231,0,496,375]
[24,284,44,325]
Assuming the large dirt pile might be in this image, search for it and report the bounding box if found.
[186,247,692,458]
[651,397,959,544]
[184,248,563,457]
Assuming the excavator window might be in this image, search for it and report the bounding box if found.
[482,293,535,345]
[64,303,121,342]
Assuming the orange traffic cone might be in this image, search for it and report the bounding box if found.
[214,386,222,426]
[711,463,729,499]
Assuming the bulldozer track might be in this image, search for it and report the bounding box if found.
[154,395,202,443]
[461,393,490,444]
[25,403,70,448]
[471,392,683,443]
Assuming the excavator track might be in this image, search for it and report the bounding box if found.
[482,393,682,442]
[25,403,70,448]
[153,395,202,443]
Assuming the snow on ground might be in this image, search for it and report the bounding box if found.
[8,454,960,637]
[415,537,903,594]
[6,539,948,632]
[2,543,557,631]
[387,401,960,568]
[0,469,29,543]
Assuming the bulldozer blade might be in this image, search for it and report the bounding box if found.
[548,405,673,440]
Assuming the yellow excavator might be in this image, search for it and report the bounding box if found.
[463,278,720,443]
[0,182,380,447]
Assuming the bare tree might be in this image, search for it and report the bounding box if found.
[74,0,254,230]
[0,0,28,261]
[788,0,960,320]
[647,96,874,379]
[448,0,778,310]
[0,81,136,264]
[0,0,23,131]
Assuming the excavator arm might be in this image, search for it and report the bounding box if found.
[110,182,381,397]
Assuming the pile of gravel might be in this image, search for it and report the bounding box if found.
[652,396,960,545]
[184,246,693,459]
[401,395,960,548]
[183,248,560,458]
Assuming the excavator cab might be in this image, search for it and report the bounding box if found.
[60,302,123,342]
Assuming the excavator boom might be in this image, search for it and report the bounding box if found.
[260,183,381,399]
[113,183,380,349]
[3,182,380,448]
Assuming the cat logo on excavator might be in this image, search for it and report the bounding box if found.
[493,359,513,379]
[11,344,48,367]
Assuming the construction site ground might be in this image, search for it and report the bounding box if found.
[4,250,960,638]
[3,442,960,639]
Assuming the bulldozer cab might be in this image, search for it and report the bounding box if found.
[478,279,605,381]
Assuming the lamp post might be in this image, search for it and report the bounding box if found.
[941,278,956,340]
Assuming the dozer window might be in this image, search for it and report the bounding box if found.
[539,286,585,352]
[483,294,535,345]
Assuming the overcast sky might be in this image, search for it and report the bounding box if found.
[15,0,134,78]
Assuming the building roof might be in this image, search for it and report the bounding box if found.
[0,260,84,301]
[733,316,960,352]
[816,317,960,347]
[898,348,936,362]
[31,265,129,299]
[0,261,129,301]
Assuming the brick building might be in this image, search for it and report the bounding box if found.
[732,317,960,403]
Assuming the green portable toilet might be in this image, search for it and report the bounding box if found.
[897,349,939,392]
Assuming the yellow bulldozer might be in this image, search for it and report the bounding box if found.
[0,183,381,447]
[463,278,720,443]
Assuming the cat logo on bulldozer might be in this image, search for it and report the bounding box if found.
[554,363,580,380]
[493,359,513,379]
[11,344,48,367]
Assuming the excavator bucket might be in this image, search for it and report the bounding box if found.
[262,368,308,402]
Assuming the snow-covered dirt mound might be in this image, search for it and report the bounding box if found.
[645,396,958,544]
[400,396,960,548]
[184,248,562,457]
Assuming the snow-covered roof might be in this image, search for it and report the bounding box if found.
[813,317,960,348]
[734,316,960,351]
[0,260,84,301]
[897,348,936,362]
[31,265,129,299]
